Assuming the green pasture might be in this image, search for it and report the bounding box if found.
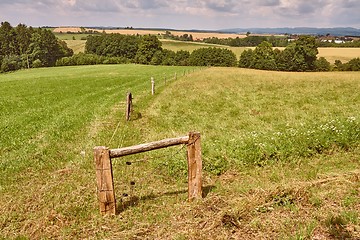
[161,39,246,57]
[54,33,90,40]
[0,65,359,239]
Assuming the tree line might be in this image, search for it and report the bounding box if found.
[202,35,289,47]
[56,33,237,67]
[238,36,360,72]
[0,21,73,72]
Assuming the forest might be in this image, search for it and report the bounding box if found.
[0,22,73,72]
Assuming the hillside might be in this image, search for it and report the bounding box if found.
[0,66,359,239]
[220,27,360,36]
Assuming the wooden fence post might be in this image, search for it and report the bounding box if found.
[125,92,132,121]
[187,132,202,201]
[151,77,155,95]
[175,72,177,80]
[94,146,116,215]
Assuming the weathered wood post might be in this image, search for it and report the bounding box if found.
[94,146,116,215]
[175,72,177,80]
[151,77,155,95]
[187,132,202,200]
[125,92,132,121]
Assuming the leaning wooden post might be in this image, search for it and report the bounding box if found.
[125,92,132,121]
[151,77,155,95]
[94,146,116,215]
[187,132,202,201]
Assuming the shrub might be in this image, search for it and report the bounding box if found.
[315,57,331,71]
[239,49,253,68]
[0,55,22,72]
[334,58,360,71]
[32,59,42,68]
[174,50,190,66]
[344,58,360,71]
[189,47,237,67]
[251,41,277,70]
[56,53,129,67]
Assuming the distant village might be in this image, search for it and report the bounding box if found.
[288,34,357,44]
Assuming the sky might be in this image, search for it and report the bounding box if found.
[1,0,360,30]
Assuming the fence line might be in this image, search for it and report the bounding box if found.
[93,131,202,215]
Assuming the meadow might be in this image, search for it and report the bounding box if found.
[0,65,359,239]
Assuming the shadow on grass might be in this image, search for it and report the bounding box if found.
[202,185,216,198]
[116,185,215,214]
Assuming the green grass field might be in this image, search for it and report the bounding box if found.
[1,65,359,239]
[54,33,90,40]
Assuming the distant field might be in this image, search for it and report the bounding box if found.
[250,47,360,63]
[54,33,89,40]
[317,47,360,63]
[161,39,246,56]
[53,27,247,40]
[65,40,87,54]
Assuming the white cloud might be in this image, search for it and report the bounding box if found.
[0,0,359,29]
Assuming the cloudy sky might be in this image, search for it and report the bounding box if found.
[1,0,360,30]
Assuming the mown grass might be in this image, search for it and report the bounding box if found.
[65,40,87,54]
[0,66,359,239]
[54,33,90,40]
[0,65,197,239]
[161,39,246,56]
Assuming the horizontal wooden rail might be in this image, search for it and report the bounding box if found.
[110,136,189,158]
[94,132,201,216]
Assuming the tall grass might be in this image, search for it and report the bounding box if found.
[132,68,360,175]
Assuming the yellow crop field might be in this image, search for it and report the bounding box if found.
[54,27,246,40]
[317,47,360,63]
[257,47,360,63]
[65,40,86,54]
